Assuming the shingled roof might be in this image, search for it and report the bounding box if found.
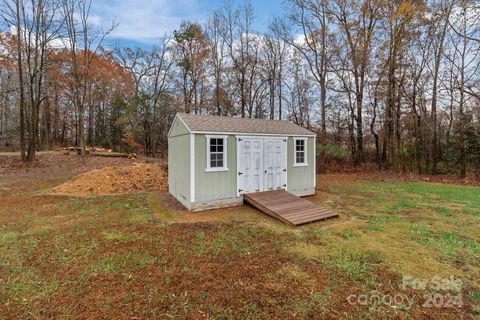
[176,113,315,136]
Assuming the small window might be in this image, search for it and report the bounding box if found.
[206,135,228,171]
[294,138,307,166]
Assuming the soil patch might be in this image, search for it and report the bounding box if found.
[0,152,158,188]
[52,163,167,196]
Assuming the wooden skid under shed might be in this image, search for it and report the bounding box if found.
[243,190,338,226]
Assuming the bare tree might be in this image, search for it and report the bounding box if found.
[219,0,261,118]
[62,0,115,155]
[173,21,209,114]
[444,0,480,177]
[328,0,381,165]
[262,32,287,120]
[205,10,226,115]
[1,0,63,161]
[272,0,329,133]
[429,0,455,174]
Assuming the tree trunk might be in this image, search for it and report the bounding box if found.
[269,77,275,119]
[78,102,86,154]
[15,0,26,161]
[386,47,396,168]
[370,94,380,165]
[355,91,363,165]
[458,1,467,178]
[431,1,454,174]
[277,70,282,120]
[215,70,221,115]
[87,103,94,145]
[41,97,50,149]
[396,80,404,172]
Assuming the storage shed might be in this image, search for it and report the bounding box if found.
[168,113,317,212]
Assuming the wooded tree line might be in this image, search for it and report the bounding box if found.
[0,0,132,161]
[0,0,479,177]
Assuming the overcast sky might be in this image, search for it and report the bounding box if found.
[91,0,284,49]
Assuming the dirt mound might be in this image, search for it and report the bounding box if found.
[52,163,167,196]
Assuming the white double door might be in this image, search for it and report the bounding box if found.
[238,137,287,194]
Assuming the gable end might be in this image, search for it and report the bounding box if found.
[168,114,191,137]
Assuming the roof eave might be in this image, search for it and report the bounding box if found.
[190,130,316,137]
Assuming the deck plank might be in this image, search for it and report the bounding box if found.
[243,190,338,226]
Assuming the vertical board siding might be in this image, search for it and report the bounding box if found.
[168,121,191,209]
[195,135,237,202]
[287,137,315,193]
[169,113,317,210]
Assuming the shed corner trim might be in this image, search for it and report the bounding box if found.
[190,133,195,203]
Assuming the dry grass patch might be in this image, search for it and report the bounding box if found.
[1,169,478,319]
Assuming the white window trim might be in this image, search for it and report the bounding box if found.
[205,135,229,172]
[293,137,308,167]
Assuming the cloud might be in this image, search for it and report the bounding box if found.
[293,34,305,46]
[91,0,209,44]
[9,25,71,49]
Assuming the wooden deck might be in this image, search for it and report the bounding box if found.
[243,190,338,226]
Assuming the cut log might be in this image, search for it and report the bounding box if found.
[91,152,130,158]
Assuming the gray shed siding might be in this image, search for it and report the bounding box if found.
[168,114,317,212]
[168,118,191,209]
[287,137,315,196]
[192,134,242,211]
[189,134,315,210]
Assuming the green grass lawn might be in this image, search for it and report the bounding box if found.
[0,174,478,319]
